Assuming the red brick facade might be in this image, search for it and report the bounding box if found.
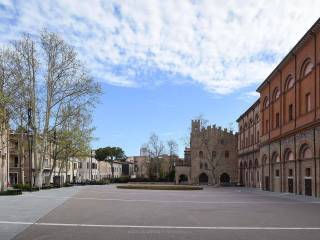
[238,18,320,197]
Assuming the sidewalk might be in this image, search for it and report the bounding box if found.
[230,187,320,202]
[0,186,83,240]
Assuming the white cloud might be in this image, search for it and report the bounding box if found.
[0,0,319,93]
[238,91,260,103]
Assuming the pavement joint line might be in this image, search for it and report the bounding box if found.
[1,221,320,230]
[17,195,320,204]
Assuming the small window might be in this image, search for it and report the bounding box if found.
[212,151,216,158]
[79,162,82,169]
[288,104,293,121]
[273,88,280,101]
[289,169,293,177]
[199,151,204,159]
[204,163,208,170]
[263,97,269,108]
[225,151,229,158]
[285,76,294,90]
[200,162,203,169]
[302,61,313,77]
[14,156,19,167]
[305,168,311,177]
[275,169,280,177]
[275,113,280,128]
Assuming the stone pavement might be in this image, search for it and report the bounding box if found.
[0,186,83,240]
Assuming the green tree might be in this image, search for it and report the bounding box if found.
[95,146,126,178]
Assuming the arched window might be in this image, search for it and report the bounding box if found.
[272,152,280,163]
[244,123,248,129]
[263,97,269,109]
[262,155,269,165]
[300,144,312,159]
[272,88,280,101]
[285,75,294,90]
[225,150,229,158]
[284,149,294,161]
[249,119,253,126]
[212,151,216,159]
[300,58,313,78]
[199,151,203,159]
[204,163,208,170]
[255,114,259,122]
[254,159,259,168]
[249,160,252,169]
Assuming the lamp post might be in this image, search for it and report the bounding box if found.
[90,149,93,181]
[27,106,33,189]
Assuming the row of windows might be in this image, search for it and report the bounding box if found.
[200,162,208,170]
[86,162,98,169]
[199,150,229,158]
[263,92,311,133]
[239,131,260,149]
[263,58,314,110]
[239,114,260,132]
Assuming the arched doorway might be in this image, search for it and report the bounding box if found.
[220,173,230,184]
[178,175,188,184]
[199,173,208,185]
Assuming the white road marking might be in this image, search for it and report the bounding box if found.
[0,221,320,230]
[19,195,320,204]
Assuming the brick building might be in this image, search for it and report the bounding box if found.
[176,120,238,185]
[237,100,261,188]
[238,18,320,197]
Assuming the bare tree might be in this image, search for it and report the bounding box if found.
[147,133,165,179]
[4,31,101,188]
[167,139,178,173]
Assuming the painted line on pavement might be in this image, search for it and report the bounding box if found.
[17,195,320,204]
[1,221,320,230]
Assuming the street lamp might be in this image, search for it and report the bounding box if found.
[27,106,33,189]
[90,149,93,181]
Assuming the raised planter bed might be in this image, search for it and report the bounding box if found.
[0,189,22,196]
[117,184,203,190]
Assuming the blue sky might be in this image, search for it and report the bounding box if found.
[0,0,320,156]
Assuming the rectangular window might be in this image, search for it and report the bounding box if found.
[305,168,311,177]
[305,93,311,112]
[275,169,280,177]
[289,169,293,177]
[79,162,82,169]
[275,113,280,128]
[87,162,89,169]
[251,134,254,145]
[288,104,293,121]
[14,156,19,167]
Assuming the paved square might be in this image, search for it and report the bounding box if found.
[2,185,320,240]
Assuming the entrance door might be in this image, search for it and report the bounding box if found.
[220,173,230,185]
[265,176,270,191]
[199,173,209,185]
[9,173,18,185]
[288,178,294,193]
[305,179,312,196]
